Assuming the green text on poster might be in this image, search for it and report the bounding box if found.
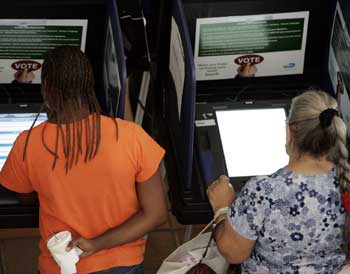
[0,25,83,59]
[199,18,304,56]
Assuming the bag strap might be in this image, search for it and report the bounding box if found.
[197,219,215,237]
[200,219,226,262]
[197,207,229,237]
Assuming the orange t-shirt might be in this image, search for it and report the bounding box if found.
[0,116,165,274]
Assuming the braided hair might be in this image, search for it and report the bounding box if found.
[287,90,350,259]
[23,46,118,172]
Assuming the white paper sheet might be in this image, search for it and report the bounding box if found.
[169,17,185,119]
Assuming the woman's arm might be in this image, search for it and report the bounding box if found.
[214,220,255,264]
[207,176,256,264]
[69,169,168,256]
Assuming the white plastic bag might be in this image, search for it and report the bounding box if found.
[338,265,350,274]
[156,231,228,274]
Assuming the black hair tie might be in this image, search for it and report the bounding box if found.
[319,108,339,128]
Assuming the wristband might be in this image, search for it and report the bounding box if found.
[213,207,229,223]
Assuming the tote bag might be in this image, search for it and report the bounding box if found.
[157,221,229,274]
[338,265,350,274]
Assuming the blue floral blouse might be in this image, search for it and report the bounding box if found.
[228,168,346,274]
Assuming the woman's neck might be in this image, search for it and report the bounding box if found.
[286,153,334,174]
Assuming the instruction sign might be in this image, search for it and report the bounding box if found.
[0,19,88,84]
[195,11,309,81]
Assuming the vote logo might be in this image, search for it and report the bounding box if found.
[234,55,264,65]
[11,60,42,71]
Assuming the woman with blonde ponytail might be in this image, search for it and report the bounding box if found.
[207,90,350,274]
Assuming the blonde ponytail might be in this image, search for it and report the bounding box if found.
[333,116,350,258]
[289,90,350,259]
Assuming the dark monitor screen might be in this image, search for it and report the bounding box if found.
[0,105,46,170]
[215,107,289,178]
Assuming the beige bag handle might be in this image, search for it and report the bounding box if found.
[197,207,229,237]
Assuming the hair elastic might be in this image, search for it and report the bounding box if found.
[319,108,339,128]
[214,207,229,222]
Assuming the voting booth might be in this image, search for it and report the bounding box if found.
[163,0,350,224]
[0,0,126,228]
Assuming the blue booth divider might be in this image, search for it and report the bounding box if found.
[165,0,215,225]
[172,0,196,191]
[106,0,127,118]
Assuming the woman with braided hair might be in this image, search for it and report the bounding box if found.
[207,90,350,273]
[0,46,168,274]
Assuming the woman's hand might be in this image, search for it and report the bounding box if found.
[237,63,257,77]
[67,237,100,257]
[207,175,235,212]
[14,69,35,83]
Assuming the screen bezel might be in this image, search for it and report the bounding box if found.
[212,100,290,189]
[0,103,44,114]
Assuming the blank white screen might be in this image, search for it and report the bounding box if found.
[216,108,288,177]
